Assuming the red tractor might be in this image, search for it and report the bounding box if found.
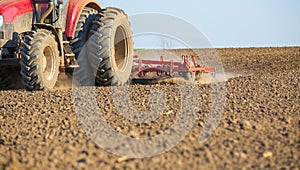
[0,0,133,90]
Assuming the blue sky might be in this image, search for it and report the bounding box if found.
[99,0,300,48]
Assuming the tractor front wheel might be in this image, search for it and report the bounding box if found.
[20,30,60,90]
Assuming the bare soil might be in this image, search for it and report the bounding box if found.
[0,47,299,169]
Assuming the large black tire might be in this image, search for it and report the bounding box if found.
[0,68,23,90]
[20,30,60,91]
[71,7,98,86]
[70,7,98,58]
[79,7,134,86]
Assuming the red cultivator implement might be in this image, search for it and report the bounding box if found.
[131,55,215,84]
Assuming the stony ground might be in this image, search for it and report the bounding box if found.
[0,47,299,169]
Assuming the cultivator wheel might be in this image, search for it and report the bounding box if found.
[20,30,60,91]
[183,72,196,82]
[183,56,196,82]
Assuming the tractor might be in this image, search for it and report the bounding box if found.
[0,0,133,90]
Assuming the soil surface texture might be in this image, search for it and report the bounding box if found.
[0,47,299,169]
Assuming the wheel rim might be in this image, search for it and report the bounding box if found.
[114,26,128,71]
[42,46,56,81]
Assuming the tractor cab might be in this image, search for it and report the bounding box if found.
[33,0,64,25]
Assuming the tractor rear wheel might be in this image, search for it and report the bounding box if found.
[70,7,97,58]
[71,7,97,86]
[20,30,60,90]
[86,7,134,86]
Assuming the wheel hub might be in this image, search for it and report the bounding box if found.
[42,46,55,81]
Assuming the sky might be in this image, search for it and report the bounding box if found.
[98,0,300,48]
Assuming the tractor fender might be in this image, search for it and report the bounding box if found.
[65,0,101,38]
[34,24,63,57]
[0,0,34,23]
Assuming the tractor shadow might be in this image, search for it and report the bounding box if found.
[0,68,24,91]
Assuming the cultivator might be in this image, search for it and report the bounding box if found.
[131,55,215,83]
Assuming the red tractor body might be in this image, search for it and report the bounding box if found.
[0,0,34,23]
[0,0,101,40]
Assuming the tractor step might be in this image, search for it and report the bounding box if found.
[65,58,79,68]
[65,53,75,58]
[67,64,79,68]
[62,41,78,68]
